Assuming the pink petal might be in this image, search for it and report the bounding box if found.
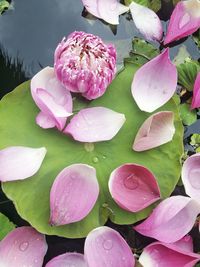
[131,48,177,112]
[0,226,47,267]
[64,107,126,142]
[133,111,175,151]
[139,241,200,267]
[50,164,99,225]
[173,235,194,252]
[164,0,200,45]
[191,72,200,109]
[36,112,56,129]
[82,0,100,18]
[130,2,163,42]
[0,146,47,182]
[31,67,73,130]
[45,253,88,267]
[182,153,200,202]
[108,163,160,212]
[84,226,135,267]
[134,196,200,243]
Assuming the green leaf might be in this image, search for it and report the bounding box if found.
[0,63,183,238]
[179,103,197,126]
[124,0,161,12]
[0,0,9,14]
[0,212,15,240]
[190,133,200,147]
[173,45,190,66]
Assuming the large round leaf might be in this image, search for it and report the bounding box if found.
[0,62,183,238]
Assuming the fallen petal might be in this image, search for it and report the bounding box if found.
[0,146,47,182]
[139,241,200,267]
[109,163,160,212]
[191,72,200,109]
[82,0,100,18]
[131,48,177,112]
[0,226,47,267]
[133,111,175,151]
[164,0,200,45]
[50,164,99,225]
[64,107,126,142]
[84,226,135,267]
[173,235,194,252]
[45,253,88,267]
[130,2,163,42]
[134,196,200,243]
[182,153,200,202]
[36,112,56,129]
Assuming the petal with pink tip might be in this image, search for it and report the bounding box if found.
[131,48,177,112]
[130,2,163,42]
[108,163,160,212]
[182,153,200,202]
[133,111,175,151]
[134,196,200,243]
[36,112,56,129]
[82,0,100,18]
[45,253,88,267]
[0,146,47,182]
[50,164,99,225]
[64,107,126,142]
[191,73,200,109]
[139,241,200,267]
[0,226,47,267]
[84,226,135,267]
[164,0,200,45]
[173,235,194,252]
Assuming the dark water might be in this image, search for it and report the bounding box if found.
[0,0,200,264]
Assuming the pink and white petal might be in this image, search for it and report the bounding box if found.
[134,196,200,243]
[45,253,88,267]
[131,48,177,112]
[164,0,200,45]
[84,226,135,267]
[139,242,200,267]
[97,0,129,25]
[133,111,175,151]
[182,153,200,202]
[36,112,56,129]
[0,146,47,182]
[173,235,194,252]
[64,107,126,142]
[0,226,47,267]
[109,163,160,212]
[82,0,100,18]
[191,72,200,109]
[130,2,163,42]
[50,164,99,225]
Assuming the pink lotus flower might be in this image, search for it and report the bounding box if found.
[54,31,116,100]
[191,72,200,109]
[164,0,200,45]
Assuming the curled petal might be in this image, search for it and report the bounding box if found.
[50,164,99,225]
[0,226,47,267]
[191,72,200,109]
[0,146,46,182]
[164,0,200,45]
[108,163,160,212]
[133,111,175,151]
[173,235,194,253]
[45,253,88,267]
[64,107,126,142]
[31,67,73,130]
[36,112,56,129]
[84,226,135,267]
[131,48,177,112]
[182,153,200,202]
[139,241,200,267]
[130,2,163,42]
[134,196,200,243]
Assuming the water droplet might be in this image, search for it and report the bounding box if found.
[123,174,139,190]
[102,155,106,159]
[93,156,99,163]
[19,241,29,252]
[34,259,38,263]
[122,256,126,261]
[189,169,200,189]
[179,12,190,29]
[103,239,113,250]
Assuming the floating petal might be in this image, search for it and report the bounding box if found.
[64,107,126,142]
[131,48,177,112]
[50,164,99,225]
[0,146,46,182]
[36,112,56,129]
[130,2,163,42]
[164,0,200,45]
[133,111,175,151]
[134,196,200,243]
[108,163,160,212]
[45,253,88,267]
[0,226,47,267]
[82,0,100,18]
[191,72,200,109]
[84,226,135,267]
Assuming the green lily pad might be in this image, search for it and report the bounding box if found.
[124,0,161,12]
[0,0,9,14]
[0,212,15,240]
[0,62,183,238]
